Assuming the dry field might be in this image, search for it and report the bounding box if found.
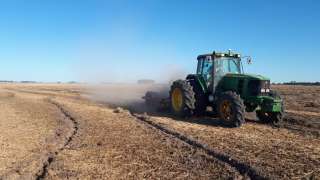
[0,83,319,180]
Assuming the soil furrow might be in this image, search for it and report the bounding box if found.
[49,100,79,148]
[131,113,266,180]
[35,100,79,180]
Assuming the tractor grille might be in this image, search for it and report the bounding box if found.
[248,80,270,96]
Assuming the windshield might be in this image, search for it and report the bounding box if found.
[215,57,242,75]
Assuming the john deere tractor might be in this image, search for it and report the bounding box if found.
[144,50,284,127]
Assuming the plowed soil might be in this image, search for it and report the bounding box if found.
[0,83,319,180]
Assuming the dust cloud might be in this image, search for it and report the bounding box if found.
[84,84,165,111]
[81,65,187,112]
[72,26,189,111]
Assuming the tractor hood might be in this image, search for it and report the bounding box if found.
[224,73,270,81]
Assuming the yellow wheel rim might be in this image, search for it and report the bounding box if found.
[220,100,233,121]
[172,88,183,112]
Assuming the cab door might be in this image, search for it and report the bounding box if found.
[197,56,214,90]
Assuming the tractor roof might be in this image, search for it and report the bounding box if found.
[197,51,241,60]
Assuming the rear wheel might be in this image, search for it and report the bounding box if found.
[170,80,195,117]
[216,91,245,127]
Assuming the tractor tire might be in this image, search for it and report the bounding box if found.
[270,110,284,126]
[216,91,245,127]
[189,79,207,116]
[256,110,283,126]
[170,80,196,117]
[256,111,272,123]
[144,91,161,107]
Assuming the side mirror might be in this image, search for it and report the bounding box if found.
[246,56,252,64]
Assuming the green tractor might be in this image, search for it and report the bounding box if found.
[144,50,284,127]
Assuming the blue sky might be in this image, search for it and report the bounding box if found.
[0,0,319,82]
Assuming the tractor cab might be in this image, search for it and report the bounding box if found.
[196,50,243,92]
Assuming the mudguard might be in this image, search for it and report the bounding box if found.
[186,74,208,94]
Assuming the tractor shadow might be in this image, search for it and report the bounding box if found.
[120,101,312,134]
[124,101,262,128]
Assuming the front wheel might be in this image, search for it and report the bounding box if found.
[256,111,283,126]
[216,91,245,127]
